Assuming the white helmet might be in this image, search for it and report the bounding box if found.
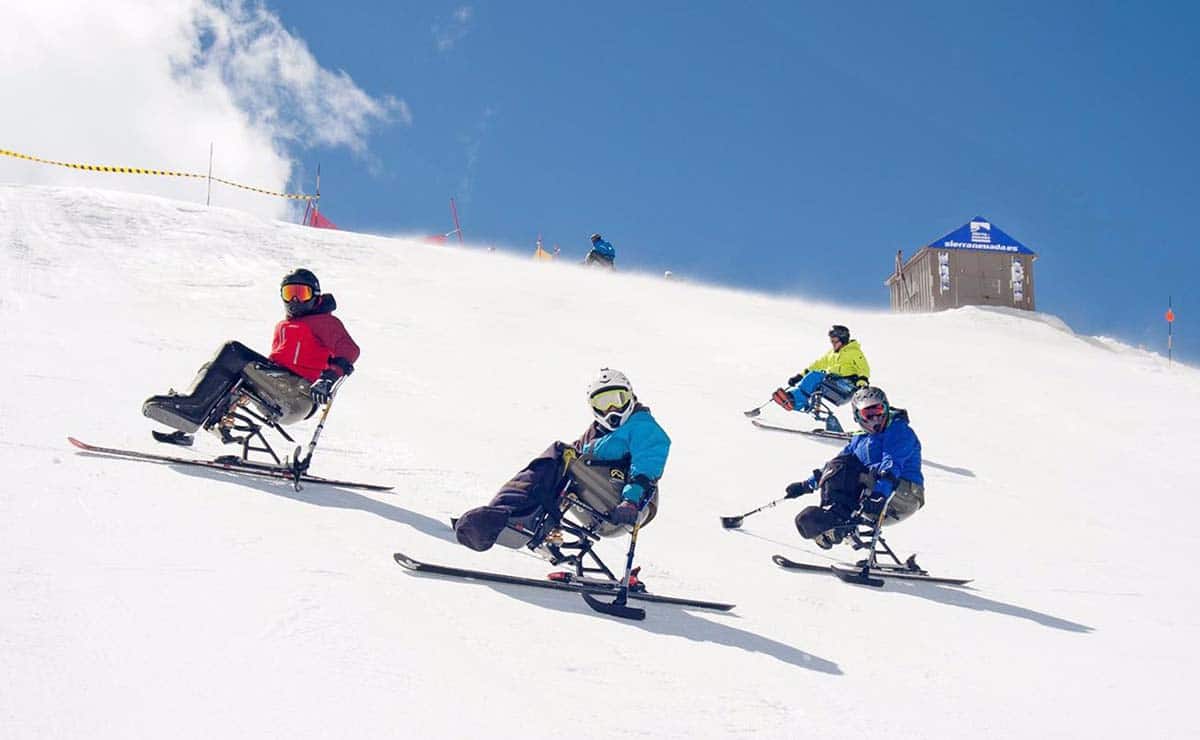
[587,368,636,430]
[851,386,890,433]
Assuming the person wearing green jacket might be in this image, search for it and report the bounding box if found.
[772,325,871,429]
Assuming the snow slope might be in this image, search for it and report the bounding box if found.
[2,184,1197,739]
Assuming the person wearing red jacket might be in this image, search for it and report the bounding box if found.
[269,269,360,386]
[143,268,360,443]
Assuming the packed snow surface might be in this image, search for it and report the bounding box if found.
[2,185,1197,738]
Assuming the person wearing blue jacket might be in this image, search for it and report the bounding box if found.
[584,233,616,268]
[785,386,925,549]
[455,368,670,551]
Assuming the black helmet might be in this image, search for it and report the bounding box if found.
[282,268,320,292]
[590,233,602,243]
[829,325,851,344]
[281,268,321,317]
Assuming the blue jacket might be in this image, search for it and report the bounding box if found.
[589,239,616,260]
[582,407,670,504]
[838,409,922,494]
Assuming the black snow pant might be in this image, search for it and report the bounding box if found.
[454,442,570,552]
[795,452,871,540]
[797,479,925,537]
[143,341,275,432]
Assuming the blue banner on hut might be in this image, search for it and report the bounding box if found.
[929,217,1035,255]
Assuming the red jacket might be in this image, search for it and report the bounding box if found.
[269,295,360,382]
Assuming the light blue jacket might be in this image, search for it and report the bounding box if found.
[582,407,670,504]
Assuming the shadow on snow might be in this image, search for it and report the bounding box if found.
[406,570,842,675]
[169,463,457,544]
[883,581,1093,633]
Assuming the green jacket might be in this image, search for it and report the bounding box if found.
[806,339,870,382]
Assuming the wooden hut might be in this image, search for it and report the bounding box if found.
[887,216,1037,312]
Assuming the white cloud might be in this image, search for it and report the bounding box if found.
[433,6,473,52]
[0,0,405,220]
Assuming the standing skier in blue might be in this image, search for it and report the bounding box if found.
[584,233,616,269]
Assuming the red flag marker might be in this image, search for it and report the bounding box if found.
[1167,299,1175,366]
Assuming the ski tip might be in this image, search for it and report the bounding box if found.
[393,553,421,570]
[772,555,836,574]
[67,436,87,450]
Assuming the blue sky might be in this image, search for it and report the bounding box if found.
[7,1,1195,361]
[280,2,1197,358]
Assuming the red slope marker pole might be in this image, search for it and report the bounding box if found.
[311,164,322,227]
[1166,298,1175,367]
[450,197,464,245]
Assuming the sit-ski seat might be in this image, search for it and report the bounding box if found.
[238,362,317,426]
[493,457,658,551]
[562,457,657,537]
[815,377,855,406]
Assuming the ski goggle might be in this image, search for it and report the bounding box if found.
[281,284,315,302]
[590,388,632,413]
[858,403,887,421]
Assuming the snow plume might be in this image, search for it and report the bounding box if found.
[0,0,404,220]
[434,6,474,51]
[457,106,496,203]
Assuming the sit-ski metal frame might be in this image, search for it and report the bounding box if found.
[502,492,641,586]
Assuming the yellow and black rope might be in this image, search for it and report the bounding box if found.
[1,148,315,200]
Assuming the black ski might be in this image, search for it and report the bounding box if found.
[751,419,852,441]
[394,553,734,612]
[773,554,971,586]
[68,437,393,492]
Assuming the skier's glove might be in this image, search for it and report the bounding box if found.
[310,371,337,404]
[787,372,806,387]
[861,492,889,518]
[610,500,640,525]
[785,470,823,499]
[785,481,813,499]
[771,388,794,410]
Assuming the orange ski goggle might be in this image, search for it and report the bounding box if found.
[281,284,315,302]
